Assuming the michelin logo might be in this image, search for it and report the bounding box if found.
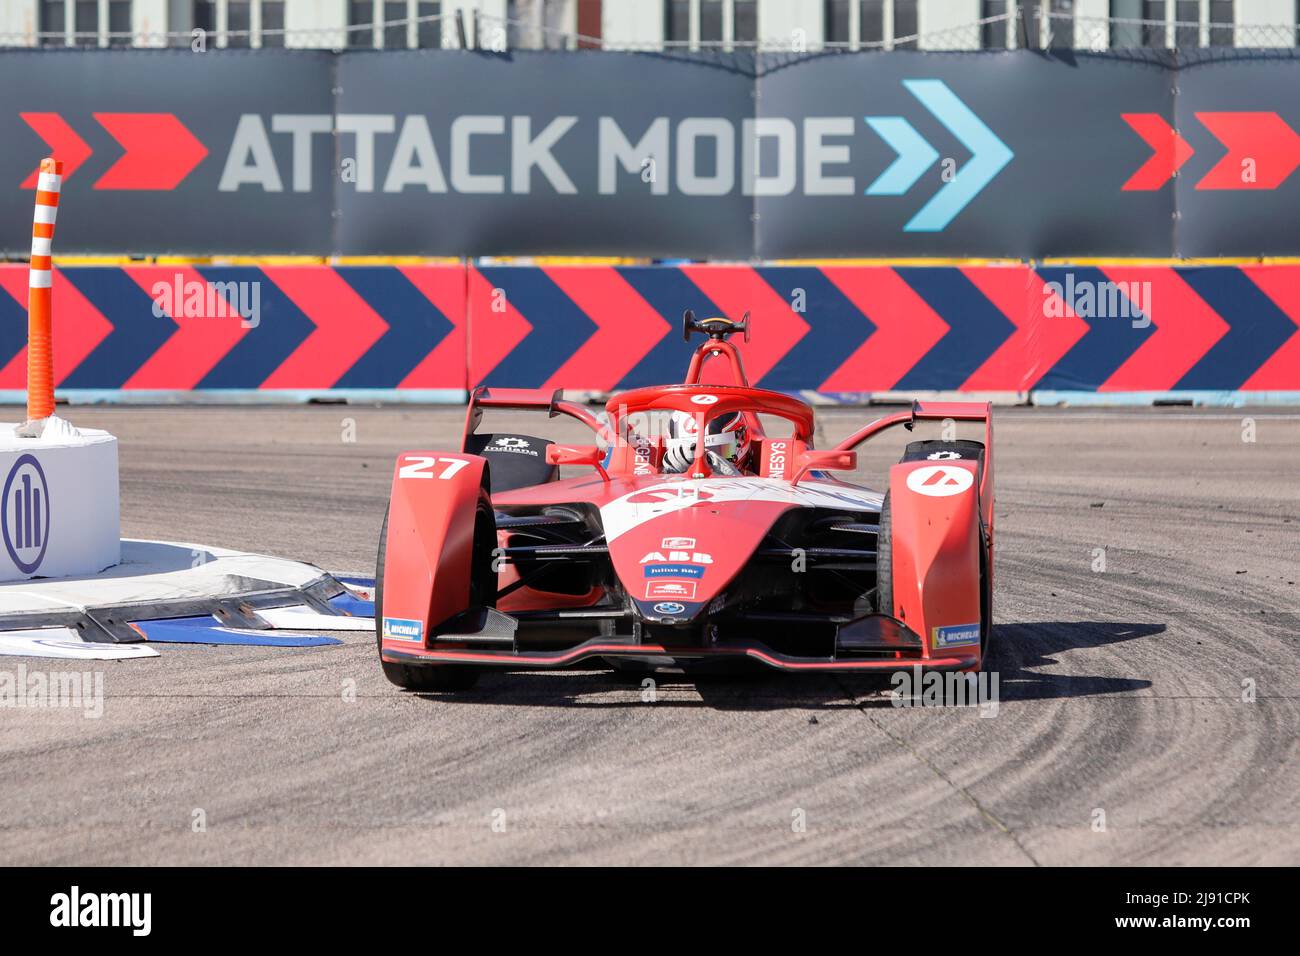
[932,623,980,649]
[382,617,423,642]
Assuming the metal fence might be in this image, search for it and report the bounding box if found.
[3,8,1298,52]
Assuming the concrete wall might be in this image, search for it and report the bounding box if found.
[284,0,346,48]
[1073,0,1110,50]
[444,0,508,49]
[758,0,823,49]
[920,0,980,50]
[602,0,663,47]
[1237,0,1297,48]
[132,0,168,47]
[0,0,36,46]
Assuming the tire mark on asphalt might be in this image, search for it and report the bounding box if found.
[834,676,1042,866]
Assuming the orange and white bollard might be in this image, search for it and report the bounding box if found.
[0,155,121,580]
[26,157,62,426]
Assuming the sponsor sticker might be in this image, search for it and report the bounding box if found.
[932,622,981,649]
[382,617,423,642]
[652,602,686,615]
[905,465,974,497]
[487,437,538,457]
[690,394,718,405]
[630,435,653,475]
[661,536,696,549]
[644,564,705,579]
[3,453,51,575]
[626,486,714,504]
[640,550,712,565]
[646,580,698,600]
[926,450,963,460]
[766,440,789,479]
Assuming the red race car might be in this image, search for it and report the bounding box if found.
[376,313,994,691]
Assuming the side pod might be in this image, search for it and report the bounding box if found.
[380,452,489,651]
[887,459,984,661]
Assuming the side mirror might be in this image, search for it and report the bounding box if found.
[545,444,608,479]
[792,449,856,484]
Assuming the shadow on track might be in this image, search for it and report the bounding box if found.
[986,621,1159,701]
[402,620,1160,710]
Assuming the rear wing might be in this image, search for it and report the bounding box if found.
[463,387,614,445]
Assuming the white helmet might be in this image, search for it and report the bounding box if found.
[662,410,750,473]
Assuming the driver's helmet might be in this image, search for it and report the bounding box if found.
[662,410,751,474]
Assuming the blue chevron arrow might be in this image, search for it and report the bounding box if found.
[754,267,875,389]
[0,281,26,372]
[614,266,726,389]
[864,117,939,196]
[197,267,315,388]
[60,269,176,388]
[901,79,1013,233]
[333,267,454,388]
[891,268,1015,389]
[1175,268,1297,390]
[1033,267,1155,390]
[476,267,597,388]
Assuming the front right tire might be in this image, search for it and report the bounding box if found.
[875,491,892,616]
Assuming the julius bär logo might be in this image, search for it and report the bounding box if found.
[3,454,51,574]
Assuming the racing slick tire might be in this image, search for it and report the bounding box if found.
[375,498,496,692]
[876,492,892,615]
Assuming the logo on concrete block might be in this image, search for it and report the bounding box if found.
[3,454,51,575]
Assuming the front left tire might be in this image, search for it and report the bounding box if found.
[374,498,494,692]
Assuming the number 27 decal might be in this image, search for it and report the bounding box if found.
[398,456,471,480]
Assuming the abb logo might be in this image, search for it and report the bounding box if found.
[627,487,714,504]
[18,112,207,190]
[640,550,713,564]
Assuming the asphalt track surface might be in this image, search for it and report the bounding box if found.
[2,405,1297,866]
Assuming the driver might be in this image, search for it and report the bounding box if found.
[662,410,752,475]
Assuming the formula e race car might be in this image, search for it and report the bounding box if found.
[376,312,994,691]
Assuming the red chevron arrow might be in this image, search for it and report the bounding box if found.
[680,265,809,383]
[19,113,93,188]
[0,266,112,387]
[93,113,208,190]
[1121,114,1194,191]
[960,265,1089,391]
[1195,112,1300,190]
[259,268,388,388]
[398,265,468,389]
[1239,266,1300,390]
[540,267,671,391]
[121,267,250,389]
[1099,267,1228,391]
[818,267,948,391]
[468,267,532,386]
